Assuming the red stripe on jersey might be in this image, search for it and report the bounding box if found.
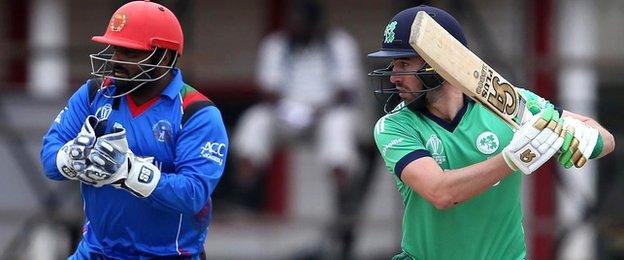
[126,95,160,117]
[182,91,208,109]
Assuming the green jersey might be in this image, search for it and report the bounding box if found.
[374,96,527,260]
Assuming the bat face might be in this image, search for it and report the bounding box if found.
[475,64,529,129]
[409,11,529,129]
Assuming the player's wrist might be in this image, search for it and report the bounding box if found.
[501,152,518,172]
[589,133,603,159]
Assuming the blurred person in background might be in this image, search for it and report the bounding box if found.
[39,1,227,259]
[231,0,365,258]
[367,5,615,260]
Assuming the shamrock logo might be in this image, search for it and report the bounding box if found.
[476,131,499,155]
[384,21,398,43]
[480,135,498,150]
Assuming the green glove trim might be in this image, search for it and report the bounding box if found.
[559,149,573,167]
[589,133,603,159]
[527,101,541,115]
[560,130,573,152]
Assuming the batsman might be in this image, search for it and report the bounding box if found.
[40,1,227,259]
[367,5,615,259]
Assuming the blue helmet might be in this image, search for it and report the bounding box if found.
[368,5,467,114]
[368,5,467,58]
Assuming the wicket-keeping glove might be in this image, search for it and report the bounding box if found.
[80,122,129,187]
[558,117,602,168]
[83,123,161,197]
[56,115,105,182]
[502,107,565,175]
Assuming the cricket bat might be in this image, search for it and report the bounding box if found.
[409,11,530,129]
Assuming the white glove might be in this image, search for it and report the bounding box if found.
[83,123,161,197]
[502,107,565,175]
[557,117,600,168]
[116,152,161,198]
[56,115,103,182]
[81,122,129,187]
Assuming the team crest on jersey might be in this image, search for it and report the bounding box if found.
[476,131,500,155]
[152,120,173,142]
[426,134,446,164]
[95,104,112,120]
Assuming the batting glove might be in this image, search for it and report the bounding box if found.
[56,115,104,182]
[557,117,602,169]
[502,107,565,175]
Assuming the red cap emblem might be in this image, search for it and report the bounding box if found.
[109,13,127,32]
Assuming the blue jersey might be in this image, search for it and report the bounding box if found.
[40,69,228,258]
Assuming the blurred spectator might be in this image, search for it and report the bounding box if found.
[231,0,365,258]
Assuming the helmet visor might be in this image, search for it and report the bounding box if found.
[89,45,178,98]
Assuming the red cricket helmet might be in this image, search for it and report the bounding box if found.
[92,0,184,55]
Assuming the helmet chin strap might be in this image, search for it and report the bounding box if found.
[383,85,441,114]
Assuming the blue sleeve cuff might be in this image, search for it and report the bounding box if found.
[394,149,431,180]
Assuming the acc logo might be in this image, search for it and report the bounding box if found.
[476,131,500,155]
[384,21,398,43]
[200,141,226,165]
[426,134,446,165]
[152,120,173,142]
[109,13,127,32]
[95,104,112,120]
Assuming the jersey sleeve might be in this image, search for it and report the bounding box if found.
[373,115,430,179]
[148,106,228,214]
[40,81,93,180]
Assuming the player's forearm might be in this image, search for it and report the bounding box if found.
[432,155,513,209]
[148,171,220,214]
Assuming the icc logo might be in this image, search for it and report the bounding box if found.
[95,104,112,120]
[426,134,446,165]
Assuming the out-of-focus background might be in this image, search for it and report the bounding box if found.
[0,0,622,259]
